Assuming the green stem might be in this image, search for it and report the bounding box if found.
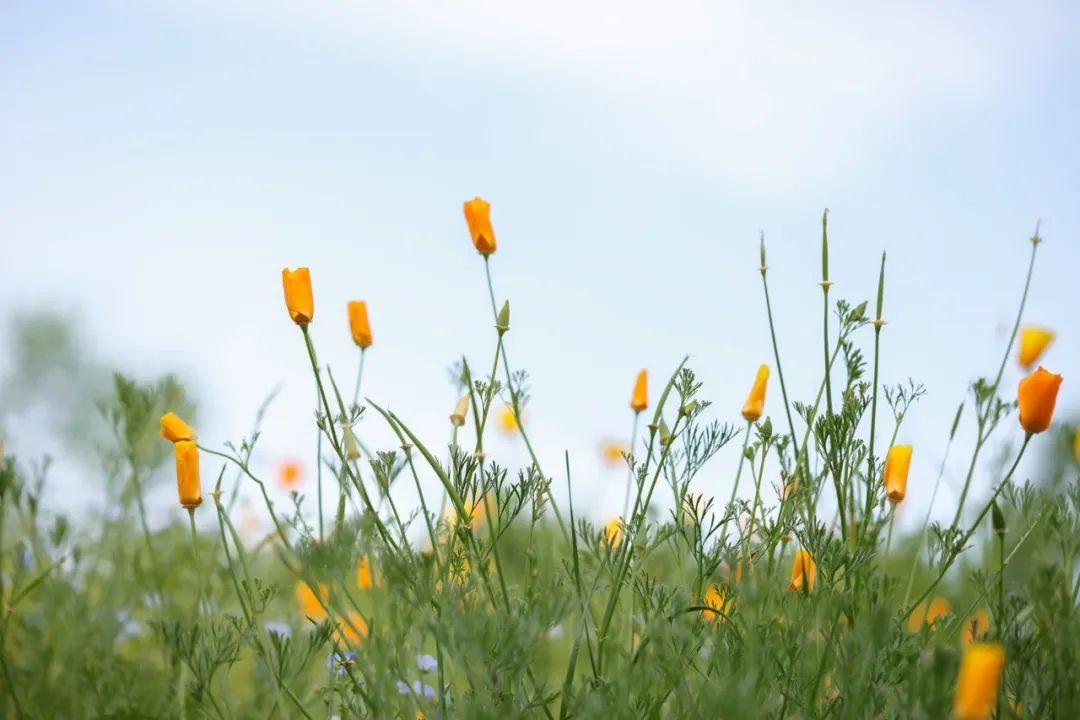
[759,257,800,464]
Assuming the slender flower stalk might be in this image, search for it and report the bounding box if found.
[758,233,800,462]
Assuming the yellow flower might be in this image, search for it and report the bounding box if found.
[357,555,373,592]
[602,517,624,549]
[962,608,991,647]
[1017,366,1062,434]
[630,369,648,413]
[174,440,202,509]
[741,364,770,422]
[599,440,630,467]
[295,580,329,620]
[498,404,520,434]
[906,596,951,632]
[788,549,816,592]
[277,459,304,490]
[954,643,1005,720]
[463,197,497,256]
[160,412,196,443]
[1017,325,1054,368]
[281,267,314,325]
[447,496,488,529]
[883,445,912,504]
[347,300,373,349]
[334,611,369,645]
[450,395,470,427]
[701,584,732,621]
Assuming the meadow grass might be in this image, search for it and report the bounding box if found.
[0,208,1076,719]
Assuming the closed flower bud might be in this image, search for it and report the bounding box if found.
[463,197,497,256]
[1018,326,1054,368]
[357,555,374,591]
[991,500,1005,536]
[630,369,648,413]
[343,426,361,461]
[883,445,912,504]
[282,267,314,325]
[741,364,770,423]
[680,400,698,417]
[450,395,470,427]
[1017,366,1062,434]
[659,420,672,447]
[347,300,373,349]
[788,549,816,592]
[954,643,1005,720]
[174,440,202,509]
[160,412,196,443]
[496,300,510,334]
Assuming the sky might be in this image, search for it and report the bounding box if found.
[1,1,1077,534]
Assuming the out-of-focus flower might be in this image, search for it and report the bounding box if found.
[1017,326,1054,368]
[343,426,362,461]
[954,643,1005,720]
[463,197,496,256]
[357,556,374,591]
[295,580,329,620]
[962,608,991,647]
[741,364,770,422]
[281,267,314,325]
[450,395,470,427]
[884,445,913,504]
[159,412,196,443]
[701,585,732,621]
[788,549,816,592]
[334,612,369,645]
[498,404,520,434]
[447,496,487,530]
[416,654,438,672]
[1017,366,1062,434]
[630,370,648,413]
[174,440,202,509]
[277,459,304,490]
[347,300,373,349]
[397,680,437,698]
[599,440,630,468]
[906,596,951,632]
[326,650,357,675]
[602,517,624,549]
[264,621,292,639]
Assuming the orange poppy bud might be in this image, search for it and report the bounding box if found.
[906,595,951,632]
[160,412,196,443]
[954,643,1005,720]
[602,517,624,549]
[630,369,648,413]
[788,549,816,592]
[463,197,496,256]
[281,267,314,325]
[357,555,374,591]
[1017,366,1062,434]
[883,445,912,504]
[1017,326,1054,368]
[741,364,770,422]
[295,580,329,620]
[174,440,202,509]
[347,300,373,348]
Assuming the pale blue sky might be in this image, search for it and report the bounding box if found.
[1,1,1076,531]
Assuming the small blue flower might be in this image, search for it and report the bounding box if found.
[395,680,411,695]
[264,621,292,639]
[416,654,438,672]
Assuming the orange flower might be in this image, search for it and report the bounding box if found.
[788,549,816,592]
[160,412,196,443]
[883,445,912,504]
[463,197,496,256]
[347,300,373,349]
[599,440,630,467]
[630,370,648,413]
[1017,326,1054,368]
[174,440,202,509]
[498,404,520,434]
[357,555,374,591]
[1017,366,1062,434]
[447,496,488,529]
[906,596,951,632]
[281,267,314,325]
[602,517,624,549]
[277,459,304,490]
[962,608,991,647]
[295,580,329,620]
[701,584,732,621]
[954,643,1005,720]
[335,611,369,645]
[741,364,770,422]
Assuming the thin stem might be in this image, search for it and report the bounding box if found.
[622,413,641,520]
[759,261,800,463]
[352,348,367,409]
[188,508,208,617]
[719,421,753,546]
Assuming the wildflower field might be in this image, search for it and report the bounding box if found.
[0,203,1076,720]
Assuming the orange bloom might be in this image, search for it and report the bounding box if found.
[295,580,329,620]
[701,584,732,621]
[277,459,304,490]
[630,369,648,413]
[281,267,314,324]
[954,643,1005,720]
[906,596,951,632]
[160,412,196,443]
[463,197,496,256]
[884,445,912,504]
[357,555,373,591]
[741,364,770,422]
[602,517,624,549]
[962,608,991,647]
[788,549,816,592]
[600,440,630,467]
[1017,326,1054,368]
[1017,366,1062,434]
[174,440,202,509]
[347,300,373,349]
[335,611,369,645]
